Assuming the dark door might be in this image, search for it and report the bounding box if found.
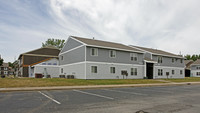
[146,63,153,79]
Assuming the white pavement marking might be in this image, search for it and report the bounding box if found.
[38,91,61,105]
[73,89,114,100]
[103,89,147,96]
[140,88,173,93]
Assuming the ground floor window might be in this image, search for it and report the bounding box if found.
[180,70,183,75]
[158,69,163,76]
[131,68,137,76]
[197,72,200,76]
[110,67,115,74]
[172,70,175,75]
[91,66,97,73]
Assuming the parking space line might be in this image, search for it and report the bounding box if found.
[38,91,61,105]
[103,89,147,96]
[73,90,114,100]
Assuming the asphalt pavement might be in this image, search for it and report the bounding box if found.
[1,85,200,113]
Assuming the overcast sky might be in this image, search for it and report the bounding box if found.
[0,0,200,62]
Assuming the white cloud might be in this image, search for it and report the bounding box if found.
[1,0,200,62]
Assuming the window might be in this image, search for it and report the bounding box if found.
[48,63,51,65]
[172,58,174,63]
[61,56,64,60]
[196,67,200,70]
[197,72,200,76]
[61,68,63,73]
[130,53,137,61]
[4,67,7,70]
[53,63,57,65]
[131,68,137,76]
[42,63,46,65]
[180,70,183,75]
[180,59,183,63]
[158,69,163,76]
[110,67,115,74]
[4,71,7,75]
[158,56,162,63]
[109,50,116,58]
[172,70,175,75]
[91,48,98,56]
[91,66,97,73]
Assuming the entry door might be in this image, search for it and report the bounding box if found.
[146,63,153,79]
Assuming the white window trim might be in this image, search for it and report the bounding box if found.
[91,66,98,73]
[130,53,138,61]
[109,50,116,58]
[110,67,116,74]
[172,70,175,75]
[158,69,163,76]
[158,56,162,63]
[90,48,98,56]
[131,68,137,76]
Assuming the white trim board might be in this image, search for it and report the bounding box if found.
[154,66,184,69]
[86,61,145,67]
[59,45,85,55]
[70,36,87,45]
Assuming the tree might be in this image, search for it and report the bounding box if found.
[184,54,200,61]
[42,38,65,50]
[0,58,3,66]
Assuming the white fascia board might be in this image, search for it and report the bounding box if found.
[59,37,69,55]
[60,61,85,67]
[129,45,151,53]
[144,60,157,64]
[154,65,184,69]
[33,65,60,67]
[152,53,184,59]
[85,61,144,67]
[70,36,87,45]
[59,45,85,55]
[86,45,144,54]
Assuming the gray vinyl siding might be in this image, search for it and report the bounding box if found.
[152,55,184,67]
[59,46,85,65]
[191,65,200,70]
[154,67,184,79]
[86,62,144,79]
[86,47,144,64]
[60,38,83,53]
[144,52,152,59]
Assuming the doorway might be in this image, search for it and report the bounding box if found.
[146,63,153,79]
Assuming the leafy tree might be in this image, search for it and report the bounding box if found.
[184,54,200,61]
[0,58,3,66]
[42,38,65,50]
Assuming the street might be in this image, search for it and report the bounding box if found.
[0,85,200,113]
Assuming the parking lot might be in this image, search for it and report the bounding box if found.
[1,85,200,113]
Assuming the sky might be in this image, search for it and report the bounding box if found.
[0,0,200,62]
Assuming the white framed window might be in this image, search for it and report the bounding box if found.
[180,59,183,63]
[180,70,183,75]
[196,67,200,70]
[172,70,175,75]
[130,53,138,61]
[61,56,64,60]
[197,72,200,76]
[158,56,162,63]
[90,48,98,56]
[42,63,46,65]
[61,68,63,73]
[110,67,115,74]
[158,69,163,76]
[4,71,7,75]
[48,63,51,65]
[4,67,7,70]
[109,50,116,58]
[172,58,174,63]
[91,66,97,73]
[131,68,137,76]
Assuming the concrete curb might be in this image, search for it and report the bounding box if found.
[1,82,200,92]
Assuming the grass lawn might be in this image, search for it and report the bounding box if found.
[1,77,200,88]
[0,78,165,88]
[164,77,200,82]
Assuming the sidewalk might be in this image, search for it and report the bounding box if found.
[1,81,200,92]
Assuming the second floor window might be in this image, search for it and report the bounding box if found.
[130,53,137,61]
[91,48,98,56]
[196,67,200,70]
[158,56,162,63]
[172,58,174,63]
[180,59,183,63]
[109,50,116,58]
[4,67,7,70]
[158,69,163,76]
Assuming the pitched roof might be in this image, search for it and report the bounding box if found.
[131,46,183,58]
[191,59,200,65]
[18,47,60,59]
[71,36,143,53]
[184,60,194,69]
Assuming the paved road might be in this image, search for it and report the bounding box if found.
[0,85,200,113]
